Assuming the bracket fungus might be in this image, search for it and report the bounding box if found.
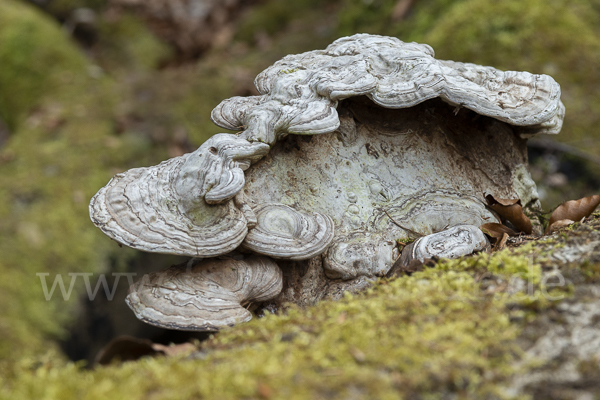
[126,256,282,331]
[90,134,269,257]
[398,225,491,267]
[90,34,564,331]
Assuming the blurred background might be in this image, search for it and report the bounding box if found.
[0,0,599,366]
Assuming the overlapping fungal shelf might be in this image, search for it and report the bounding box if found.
[212,34,564,142]
[126,256,282,331]
[90,34,564,330]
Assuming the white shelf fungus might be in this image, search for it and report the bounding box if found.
[90,34,564,330]
[126,256,283,331]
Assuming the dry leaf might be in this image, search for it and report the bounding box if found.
[495,232,509,251]
[94,336,159,366]
[94,335,198,366]
[257,382,273,399]
[485,194,532,234]
[488,197,521,206]
[546,219,575,235]
[546,195,600,234]
[151,342,197,357]
[387,256,437,278]
[479,223,519,241]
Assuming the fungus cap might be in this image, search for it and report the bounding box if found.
[212,34,563,143]
[125,256,283,331]
[242,204,335,260]
[89,134,269,257]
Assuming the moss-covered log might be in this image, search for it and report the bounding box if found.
[3,215,599,399]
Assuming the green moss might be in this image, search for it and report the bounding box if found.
[0,0,167,363]
[1,240,578,399]
[94,12,172,72]
[440,251,541,283]
[396,237,415,246]
[0,0,88,129]
[336,0,461,39]
[39,0,108,19]
[280,68,300,74]
[577,261,600,283]
[235,0,337,44]
[2,253,534,400]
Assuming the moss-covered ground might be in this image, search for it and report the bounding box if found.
[0,248,563,399]
[0,0,121,361]
[1,0,600,398]
[5,212,599,399]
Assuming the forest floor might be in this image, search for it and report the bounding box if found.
[1,214,599,399]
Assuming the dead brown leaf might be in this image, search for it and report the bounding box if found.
[94,335,198,366]
[485,194,532,234]
[94,336,158,366]
[495,232,509,251]
[488,197,521,206]
[480,223,519,241]
[546,195,600,234]
[257,382,273,399]
[151,342,197,357]
[387,256,437,278]
[546,219,575,235]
